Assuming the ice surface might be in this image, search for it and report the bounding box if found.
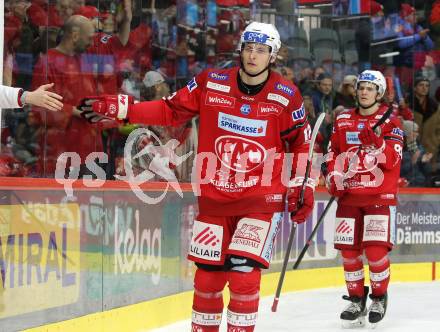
[151,281,440,331]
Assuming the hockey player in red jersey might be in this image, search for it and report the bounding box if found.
[326,70,403,327]
[85,21,314,331]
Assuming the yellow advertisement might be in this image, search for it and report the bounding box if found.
[0,203,80,317]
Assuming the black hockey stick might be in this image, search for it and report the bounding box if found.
[271,112,326,312]
[291,106,394,271]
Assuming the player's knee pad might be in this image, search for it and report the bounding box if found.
[225,256,261,295]
[364,246,389,265]
[341,249,363,265]
[194,266,227,294]
[193,266,227,316]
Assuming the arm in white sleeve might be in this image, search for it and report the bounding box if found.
[0,85,23,108]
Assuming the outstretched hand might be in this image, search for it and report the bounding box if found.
[26,83,63,111]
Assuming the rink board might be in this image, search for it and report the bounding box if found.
[0,179,437,331]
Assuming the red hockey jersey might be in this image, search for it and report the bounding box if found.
[327,104,403,206]
[128,67,310,216]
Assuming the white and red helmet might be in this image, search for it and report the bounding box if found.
[356,70,387,98]
[238,22,281,57]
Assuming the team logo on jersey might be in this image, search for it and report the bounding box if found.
[257,102,283,116]
[214,135,267,172]
[346,132,361,144]
[209,72,229,81]
[100,34,111,44]
[267,93,289,106]
[207,81,231,93]
[187,77,198,92]
[392,128,404,138]
[357,122,365,130]
[275,83,294,96]
[205,91,235,108]
[218,112,267,137]
[240,104,251,115]
[334,218,355,245]
[292,104,306,121]
[190,220,223,261]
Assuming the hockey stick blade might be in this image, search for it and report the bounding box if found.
[271,113,326,313]
[291,106,394,271]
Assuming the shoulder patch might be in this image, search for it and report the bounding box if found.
[391,127,404,138]
[292,103,306,121]
[187,77,198,92]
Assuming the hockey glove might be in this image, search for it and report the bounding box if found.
[90,94,134,121]
[325,171,345,197]
[288,177,315,224]
[358,126,384,152]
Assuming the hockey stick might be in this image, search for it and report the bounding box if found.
[271,112,326,312]
[291,106,394,271]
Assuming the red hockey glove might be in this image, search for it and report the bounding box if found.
[288,177,315,224]
[89,94,134,121]
[77,98,120,128]
[358,126,384,151]
[325,171,345,197]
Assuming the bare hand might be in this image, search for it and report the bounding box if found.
[419,29,430,38]
[26,83,63,111]
[421,152,433,163]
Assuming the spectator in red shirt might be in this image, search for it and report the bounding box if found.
[32,15,110,177]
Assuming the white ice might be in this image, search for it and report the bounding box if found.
[151,281,440,331]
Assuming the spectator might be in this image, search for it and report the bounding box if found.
[279,66,295,84]
[394,4,434,90]
[311,73,335,152]
[383,76,413,121]
[31,15,111,177]
[333,74,357,109]
[311,72,334,116]
[400,120,433,186]
[419,106,440,175]
[12,111,40,168]
[408,75,438,129]
[141,71,171,101]
[4,0,40,90]
[78,0,133,95]
[302,90,316,123]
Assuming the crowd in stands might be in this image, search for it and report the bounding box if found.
[2,0,440,188]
